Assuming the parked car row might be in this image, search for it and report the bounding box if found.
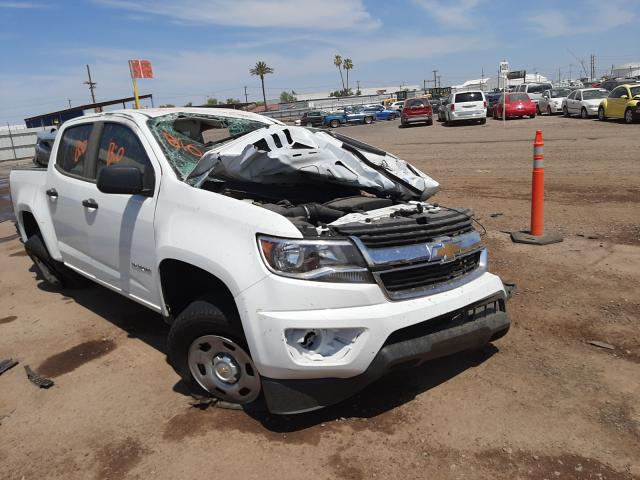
[295,104,398,128]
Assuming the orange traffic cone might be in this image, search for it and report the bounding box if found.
[511,130,562,245]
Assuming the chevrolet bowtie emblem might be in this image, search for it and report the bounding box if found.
[430,242,462,261]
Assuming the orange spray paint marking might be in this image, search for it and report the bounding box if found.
[107,141,125,166]
[74,140,88,163]
[162,131,203,157]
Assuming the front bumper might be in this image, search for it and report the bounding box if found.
[262,294,510,413]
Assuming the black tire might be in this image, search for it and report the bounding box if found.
[167,296,262,406]
[480,118,486,125]
[536,105,541,115]
[547,106,552,116]
[530,113,536,118]
[329,119,340,128]
[364,116,373,125]
[624,108,634,124]
[24,234,89,289]
[563,106,569,117]
[598,107,606,121]
[581,108,588,119]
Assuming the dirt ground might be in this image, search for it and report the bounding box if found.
[1,114,639,480]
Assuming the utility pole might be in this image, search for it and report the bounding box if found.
[244,86,248,103]
[84,64,99,112]
[432,70,438,90]
[481,67,484,90]
[590,54,596,80]
[558,67,561,85]
[569,64,572,82]
[67,99,72,108]
[437,75,441,88]
[356,80,360,93]
[84,64,97,103]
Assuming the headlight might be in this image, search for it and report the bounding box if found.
[258,235,373,283]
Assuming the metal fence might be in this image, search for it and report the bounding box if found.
[0,125,46,162]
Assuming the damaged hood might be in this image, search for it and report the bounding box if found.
[190,125,439,201]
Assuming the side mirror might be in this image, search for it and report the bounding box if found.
[634,95,640,100]
[97,166,144,195]
[621,95,628,100]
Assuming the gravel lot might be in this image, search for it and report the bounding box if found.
[1,114,639,480]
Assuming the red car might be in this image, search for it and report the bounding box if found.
[492,93,536,119]
[400,97,433,127]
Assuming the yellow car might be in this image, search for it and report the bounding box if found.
[598,83,640,124]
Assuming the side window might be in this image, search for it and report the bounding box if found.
[575,91,582,101]
[56,124,93,178]
[609,87,624,99]
[567,91,576,100]
[96,123,154,188]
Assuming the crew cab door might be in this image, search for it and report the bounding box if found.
[87,120,162,309]
[46,122,97,272]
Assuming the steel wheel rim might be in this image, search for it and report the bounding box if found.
[188,335,260,404]
[625,110,632,123]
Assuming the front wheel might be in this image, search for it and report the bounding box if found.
[547,106,552,116]
[624,108,634,124]
[563,106,569,117]
[536,105,541,115]
[364,116,373,124]
[581,108,588,119]
[480,118,486,125]
[168,297,261,406]
[329,119,340,128]
[598,107,606,121]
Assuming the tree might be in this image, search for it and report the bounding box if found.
[183,101,193,107]
[159,103,175,108]
[343,58,353,93]
[206,97,218,106]
[279,91,297,103]
[334,54,345,92]
[225,98,241,104]
[250,60,274,109]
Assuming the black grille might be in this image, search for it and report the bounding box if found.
[378,252,481,295]
[334,208,473,248]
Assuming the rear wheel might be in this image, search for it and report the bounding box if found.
[427,118,433,126]
[598,107,606,121]
[624,108,634,124]
[329,119,340,128]
[168,297,261,406]
[24,234,89,289]
[364,116,373,124]
[580,108,588,119]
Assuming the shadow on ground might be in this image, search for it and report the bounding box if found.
[32,269,498,432]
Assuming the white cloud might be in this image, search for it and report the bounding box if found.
[413,0,481,28]
[94,0,380,30]
[529,0,635,37]
[0,1,47,7]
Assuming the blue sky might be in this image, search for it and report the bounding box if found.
[1,0,639,124]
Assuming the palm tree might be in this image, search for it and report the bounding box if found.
[343,58,353,94]
[250,60,274,109]
[334,54,345,92]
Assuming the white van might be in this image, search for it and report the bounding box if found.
[443,91,487,125]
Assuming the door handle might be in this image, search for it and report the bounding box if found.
[82,199,99,209]
[46,188,58,198]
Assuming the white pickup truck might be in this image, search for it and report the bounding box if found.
[10,108,510,414]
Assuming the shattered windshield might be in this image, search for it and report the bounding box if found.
[147,112,270,179]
